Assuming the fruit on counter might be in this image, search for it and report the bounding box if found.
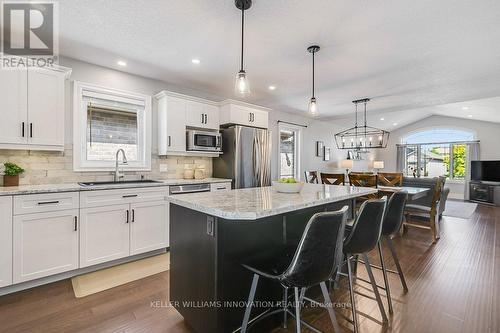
[278,178,297,184]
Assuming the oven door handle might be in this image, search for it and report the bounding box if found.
[170,188,211,195]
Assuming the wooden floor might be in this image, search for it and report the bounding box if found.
[0,203,499,333]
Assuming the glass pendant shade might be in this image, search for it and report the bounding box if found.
[235,70,250,95]
[308,97,318,115]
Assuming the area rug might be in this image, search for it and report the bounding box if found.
[443,200,478,219]
[71,252,169,298]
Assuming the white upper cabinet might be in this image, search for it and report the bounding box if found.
[0,64,70,151]
[27,68,66,147]
[0,70,27,145]
[219,101,269,129]
[203,104,220,130]
[155,91,220,155]
[185,100,219,130]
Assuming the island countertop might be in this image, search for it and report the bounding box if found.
[166,183,378,220]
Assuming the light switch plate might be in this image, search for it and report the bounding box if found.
[159,164,168,172]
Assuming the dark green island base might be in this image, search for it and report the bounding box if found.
[169,199,354,333]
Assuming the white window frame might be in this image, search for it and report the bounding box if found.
[278,123,302,180]
[73,81,152,171]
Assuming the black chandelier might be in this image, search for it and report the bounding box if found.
[334,98,390,150]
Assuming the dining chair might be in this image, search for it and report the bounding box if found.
[403,176,444,242]
[377,172,403,187]
[240,206,349,333]
[304,171,319,184]
[320,172,345,185]
[349,173,379,203]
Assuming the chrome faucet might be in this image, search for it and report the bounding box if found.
[114,149,128,182]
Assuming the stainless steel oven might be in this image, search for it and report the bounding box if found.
[187,130,222,152]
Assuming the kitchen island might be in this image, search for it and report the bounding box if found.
[167,184,377,333]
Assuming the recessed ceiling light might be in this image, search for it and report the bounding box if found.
[467,114,473,118]
[393,122,398,126]
[462,106,470,110]
[268,85,276,90]
[117,60,127,67]
[191,58,200,64]
[380,118,385,121]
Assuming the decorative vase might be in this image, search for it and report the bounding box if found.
[3,175,19,187]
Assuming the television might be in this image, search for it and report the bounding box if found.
[471,160,500,182]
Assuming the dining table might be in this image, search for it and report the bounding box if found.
[378,185,431,200]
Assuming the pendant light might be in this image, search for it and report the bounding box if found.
[234,0,252,96]
[334,98,390,150]
[307,45,320,115]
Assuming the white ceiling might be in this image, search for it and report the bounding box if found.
[59,0,500,123]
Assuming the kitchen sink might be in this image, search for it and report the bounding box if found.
[78,180,163,187]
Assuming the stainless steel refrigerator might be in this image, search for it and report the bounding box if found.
[213,125,271,189]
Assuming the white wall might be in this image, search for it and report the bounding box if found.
[268,110,375,181]
[375,115,500,199]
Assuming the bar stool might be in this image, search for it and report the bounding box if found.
[340,197,388,333]
[355,191,409,315]
[240,206,349,333]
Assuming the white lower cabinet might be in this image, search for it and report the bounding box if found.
[79,204,130,268]
[79,188,169,268]
[0,197,13,288]
[13,209,79,283]
[130,200,169,255]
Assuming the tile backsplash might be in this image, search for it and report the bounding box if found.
[0,146,213,185]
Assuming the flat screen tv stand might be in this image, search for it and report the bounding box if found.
[469,181,500,205]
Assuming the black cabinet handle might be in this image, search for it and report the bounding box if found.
[168,136,171,147]
[249,113,252,122]
[74,216,78,231]
[201,114,204,124]
[21,122,25,137]
[38,200,59,205]
[204,114,208,124]
[132,209,135,222]
[122,194,138,198]
[126,210,129,223]
[29,123,33,138]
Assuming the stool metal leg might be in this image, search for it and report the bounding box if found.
[346,256,359,333]
[241,274,259,333]
[362,253,388,324]
[294,287,301,333]
[320,282,341,333]
[283,287,288,328]
[377,241,393,314]
[385,236,408,292]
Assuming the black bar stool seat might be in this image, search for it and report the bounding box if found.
[239,207,349,333]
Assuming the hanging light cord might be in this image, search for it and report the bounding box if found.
[312,50,315,98]
[240,6,245,71]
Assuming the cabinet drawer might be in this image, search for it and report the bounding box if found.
[14,192,79,215]
[80,187,169,208]
[210,182,232,191]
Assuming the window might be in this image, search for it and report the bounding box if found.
[73,82,151,171]
[401,128,473,180]
[279,125,301,179]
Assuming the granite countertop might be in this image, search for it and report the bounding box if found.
[0,178,232,196]
[166,183,378,220]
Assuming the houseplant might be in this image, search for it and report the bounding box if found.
[3,162,24,187]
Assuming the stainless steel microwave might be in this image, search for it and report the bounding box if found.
[186,130,222,152]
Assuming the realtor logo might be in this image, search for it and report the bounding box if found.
[1,1,58,68]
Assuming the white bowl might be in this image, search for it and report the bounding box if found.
[272,180,304,193]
